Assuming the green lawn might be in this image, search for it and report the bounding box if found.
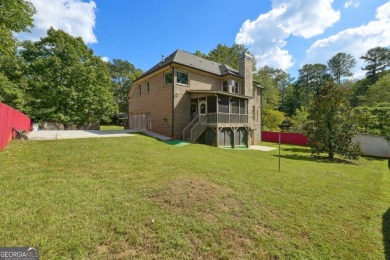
[100,125,124,131]
[0,135,389,259]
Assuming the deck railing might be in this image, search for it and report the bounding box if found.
[206,113,248,124]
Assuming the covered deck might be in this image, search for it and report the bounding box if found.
[183,90,252,147]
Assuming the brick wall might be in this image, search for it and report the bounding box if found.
[129,68,173,137]
[173,66,224,139]
[129,56,263,144]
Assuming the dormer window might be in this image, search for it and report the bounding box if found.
[222,80,240,94]
[232,80,239,94]
[222,81,228,92]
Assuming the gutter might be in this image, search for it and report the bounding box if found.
[170,65,174,138]
[134,61,242,83]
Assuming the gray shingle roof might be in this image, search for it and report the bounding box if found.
[137,50,241,81]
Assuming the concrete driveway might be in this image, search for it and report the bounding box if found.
[28,130,135,140]
[248,145,277,151]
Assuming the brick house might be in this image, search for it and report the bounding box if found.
[128,50,263,147]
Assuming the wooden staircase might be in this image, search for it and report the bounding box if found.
[183,115,207,143]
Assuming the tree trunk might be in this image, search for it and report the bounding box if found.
[327,117,334,159]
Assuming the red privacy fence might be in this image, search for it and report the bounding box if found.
[262,131,308,146]
[0,102,31,150]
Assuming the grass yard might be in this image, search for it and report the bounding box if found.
[100,125,124,131]
[0,135,389,259]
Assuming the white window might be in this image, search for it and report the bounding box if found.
[177,71,189,85]
[146,81,150,94]
[222,81,228,92]
[164,71,172,86]
[138,84,141,96]
[232,80,239,94]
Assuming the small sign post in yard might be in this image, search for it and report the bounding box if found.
[278,122,289,172]
[278,132,281,172]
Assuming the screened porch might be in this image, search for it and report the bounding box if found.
[190,95,249,126]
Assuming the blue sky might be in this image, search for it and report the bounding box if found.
[17,0,390,79]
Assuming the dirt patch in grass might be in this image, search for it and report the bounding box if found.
[95,242,138,259]
[151,177,241,219]
[220,228,255,250]
[254,223,282,238]
[93,231,160,259]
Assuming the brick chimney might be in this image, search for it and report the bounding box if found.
[238,52,254,97]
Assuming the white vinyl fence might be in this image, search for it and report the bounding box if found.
[352,134,390,158]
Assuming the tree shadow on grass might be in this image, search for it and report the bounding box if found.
[362,156,389,162]
[282,147,311,153]
[384,208,390,260]
[273,154,358,165]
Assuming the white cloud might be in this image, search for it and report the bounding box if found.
[303,1,390,79]
[236,0,340,70]
[344,0,360,9]
[16,0,97,44]
[101,56,110,62]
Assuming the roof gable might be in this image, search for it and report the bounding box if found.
[137,50,241,81]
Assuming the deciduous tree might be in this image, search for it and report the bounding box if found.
[0,0,35,109]
[21,28,117,125]
[195,44,252,70]
[0,0,36,55]
[364,72,390,106]
[109,59,143,113]
[262,109,285,131]
[353,105,390,136]
[254,66,286,131]
[291,106,309,133]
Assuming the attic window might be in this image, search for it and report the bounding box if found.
[164,71,172,86]
[146,80,150,94]
[177,71,189,86]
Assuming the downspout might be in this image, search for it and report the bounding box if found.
[216,95,219,147]
[127,83,133,130]
[170,65,174,138]
[260,87,263,141]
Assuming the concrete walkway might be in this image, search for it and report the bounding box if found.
[27,130,277,152]
[248,145,277,151]
[28,130,277,152]
[27,129,172,141]
[28,130,135,140]
[141,130,172,141]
